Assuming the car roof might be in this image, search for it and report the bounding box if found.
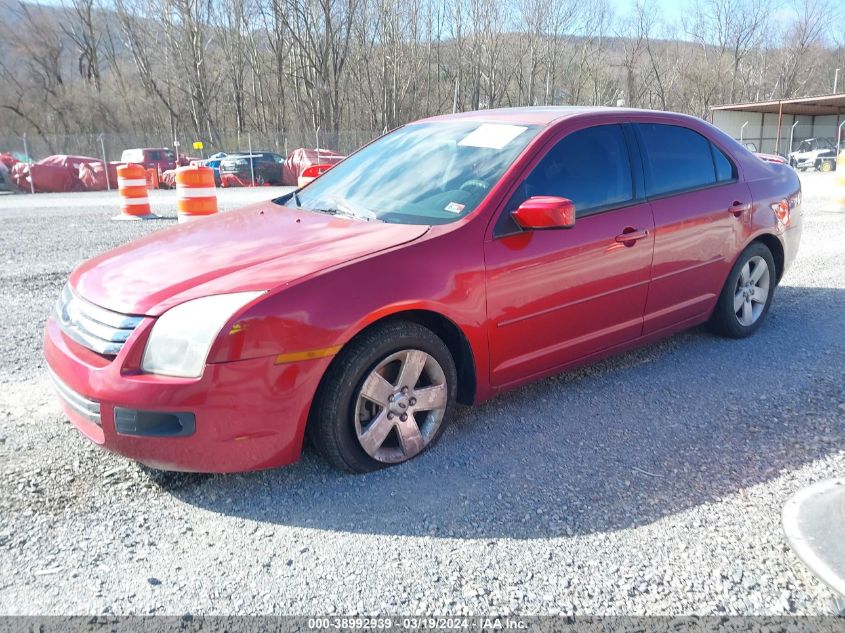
[418,106,700,127]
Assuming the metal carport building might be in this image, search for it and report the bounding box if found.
[711,93,845,155]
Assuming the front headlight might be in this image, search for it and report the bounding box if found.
[141,292,264,378]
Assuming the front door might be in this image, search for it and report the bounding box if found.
[484,123,655,387]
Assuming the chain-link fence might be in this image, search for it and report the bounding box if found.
[0,129,382,164]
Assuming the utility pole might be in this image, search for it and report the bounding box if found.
[98,134,110,191]
[22,133,34,194]
[248,132,255,187]
[834,68,841,94]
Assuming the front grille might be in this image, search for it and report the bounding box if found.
[55,284,143,357]
[48,368,101,426]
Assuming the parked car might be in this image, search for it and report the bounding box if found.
[788,137,837,172]
[120,148,177,173]
[297,163,336,188]
[191,152,228,185]
[219,152,284,185]
[45,107,802,474]
[0,161,11,191]
[284,147,346,186]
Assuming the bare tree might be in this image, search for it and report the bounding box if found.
[777,0,834,97]
[0,0,842,157]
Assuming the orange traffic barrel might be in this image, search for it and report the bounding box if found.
[145,168,159,190]
[176,165,218,223]
[836,151,845,211]
[114,163,157,220]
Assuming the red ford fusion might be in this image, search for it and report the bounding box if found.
[44,107,802,473]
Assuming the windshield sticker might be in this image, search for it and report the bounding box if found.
[444,202,465,213]
[458,124,528,149]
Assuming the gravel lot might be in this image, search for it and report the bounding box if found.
[0,174,843,616]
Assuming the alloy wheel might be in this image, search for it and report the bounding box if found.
[734,255,770,327]
[353,349,448,464]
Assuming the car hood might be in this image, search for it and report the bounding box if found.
[70,201,429,316]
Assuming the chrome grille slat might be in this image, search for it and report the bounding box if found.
[48,368,101,426]
[56,284,143,357]
[73,311,133,343]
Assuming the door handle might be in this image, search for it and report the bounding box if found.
[615,228,649,245]
[729,201,750,217]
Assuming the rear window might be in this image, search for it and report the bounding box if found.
[637,123,719,196]
[712,144,736,182]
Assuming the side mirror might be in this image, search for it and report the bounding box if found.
[512,196,576,230]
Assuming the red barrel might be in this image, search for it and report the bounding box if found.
[145,168,160,190]
[176,165,218,223]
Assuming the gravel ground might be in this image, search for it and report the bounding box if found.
[0,175,843,616]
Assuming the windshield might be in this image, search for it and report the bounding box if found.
[276,121,541,224]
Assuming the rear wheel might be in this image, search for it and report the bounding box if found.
[819,159,834,173]
[708,242,776,338]
[310,321,457,472]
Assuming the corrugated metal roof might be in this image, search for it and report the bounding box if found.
[711,93,845,115]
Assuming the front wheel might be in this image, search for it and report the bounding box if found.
[310,321,457,472]
[708,242,776,338]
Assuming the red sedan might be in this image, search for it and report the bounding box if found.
[44,107,802,473]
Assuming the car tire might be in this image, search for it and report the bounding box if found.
[309,321,457,473]
[820,160,834,173]
[708,242,776,339]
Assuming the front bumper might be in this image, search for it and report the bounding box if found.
[43,315,331,472]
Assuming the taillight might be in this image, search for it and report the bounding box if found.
[771,199,789,226]
[301,163,333,178]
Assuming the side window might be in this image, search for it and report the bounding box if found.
[506,124,633,220]
[711,144,736,182]
[636,123,717,196]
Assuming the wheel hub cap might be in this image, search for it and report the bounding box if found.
[734,255,770,327]
[388,392,411,416]
[354,349,448,464]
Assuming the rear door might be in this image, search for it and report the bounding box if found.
[484,122,655,387]
[633,121,749,335]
